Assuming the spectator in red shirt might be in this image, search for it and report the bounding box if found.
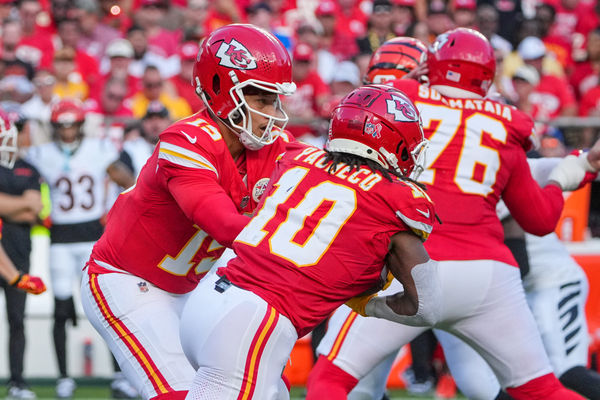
[76,0,122,63]
[571,27,600,99]
[392,0,417,36]
[205,0,243,32]
[86,77,133,148]
[315,0,359,61]
[518,36,577,121]
[56,18,100,90]
[535,3,573,74]
[295,21,337,84]
[94,38,140,101]
[451,0,477,29]
[168,42,203,112]
[281,43,330,141]
[336,0,368,38]
[426,0,455,38]
[37,0,77,36]
[0,0,15,21]
[578,84,600,117]
[182,0,209,42]
[133,0,180,57]
[17,0,55,69]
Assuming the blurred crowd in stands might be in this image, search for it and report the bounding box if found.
[0,0,598,152]
[2,0,600,228]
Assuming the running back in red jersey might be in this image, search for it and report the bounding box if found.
[222,144,436,337]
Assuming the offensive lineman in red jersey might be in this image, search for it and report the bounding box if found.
[307,29,595,400]
[178,84,439,399]
[80,24,296,400]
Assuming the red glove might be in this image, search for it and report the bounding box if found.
[11,273,47,295]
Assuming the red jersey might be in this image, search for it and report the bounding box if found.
[529,75,576,121]
[579,86,600,116]
[222,144,436,337]
[89,111,293,294]
[392,79,564,266]
[169,75,204,112]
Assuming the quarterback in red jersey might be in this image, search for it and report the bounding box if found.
[178,84,441,399]
[80,24,296,400]
[308,28,594,400]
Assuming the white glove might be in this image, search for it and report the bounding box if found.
[548,152,596,191]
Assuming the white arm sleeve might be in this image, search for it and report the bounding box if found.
[548,152,596,191]
[364,258,441,327]
[527,157,561,186]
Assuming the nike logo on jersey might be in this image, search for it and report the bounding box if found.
[181,130,197,144]
[416,208,430,218]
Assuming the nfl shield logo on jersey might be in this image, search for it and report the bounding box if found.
[215,39,257,70]
[252,177,270,203]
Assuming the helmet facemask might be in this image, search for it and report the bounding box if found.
[200,71,296,151]
[0,118,18,169]
[408,139,428,180]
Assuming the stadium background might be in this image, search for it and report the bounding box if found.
[1,0,600,398]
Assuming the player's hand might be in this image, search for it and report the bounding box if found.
[587,139,600,171]
[548,151,597,191]
[345,293,378,317]
[11,273,46,295]
[403,63,429,82]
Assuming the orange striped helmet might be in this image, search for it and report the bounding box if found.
[364,37,427,84]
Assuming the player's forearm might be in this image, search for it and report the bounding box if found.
[0,244,19,284]
[0,193,33,215]
[107,162,136,189]
[365,258,441,327]
[5,210,38,224]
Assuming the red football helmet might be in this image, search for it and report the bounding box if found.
[427,28,495,97]
[51,99,85,126]
[364,37,427,84]
[193,24,296,150]
[0,109,18,169]
[326,84,427,178]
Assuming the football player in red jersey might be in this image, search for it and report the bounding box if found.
[179,84,440,399]
[80,24,297,400]
[307,28,595,400]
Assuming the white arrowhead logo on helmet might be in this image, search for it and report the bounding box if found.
[386,94,418,122]
[215,39,257,70]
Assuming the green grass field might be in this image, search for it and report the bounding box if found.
[0,382,449,400]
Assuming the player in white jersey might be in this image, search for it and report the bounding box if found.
[25,99,136,399]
